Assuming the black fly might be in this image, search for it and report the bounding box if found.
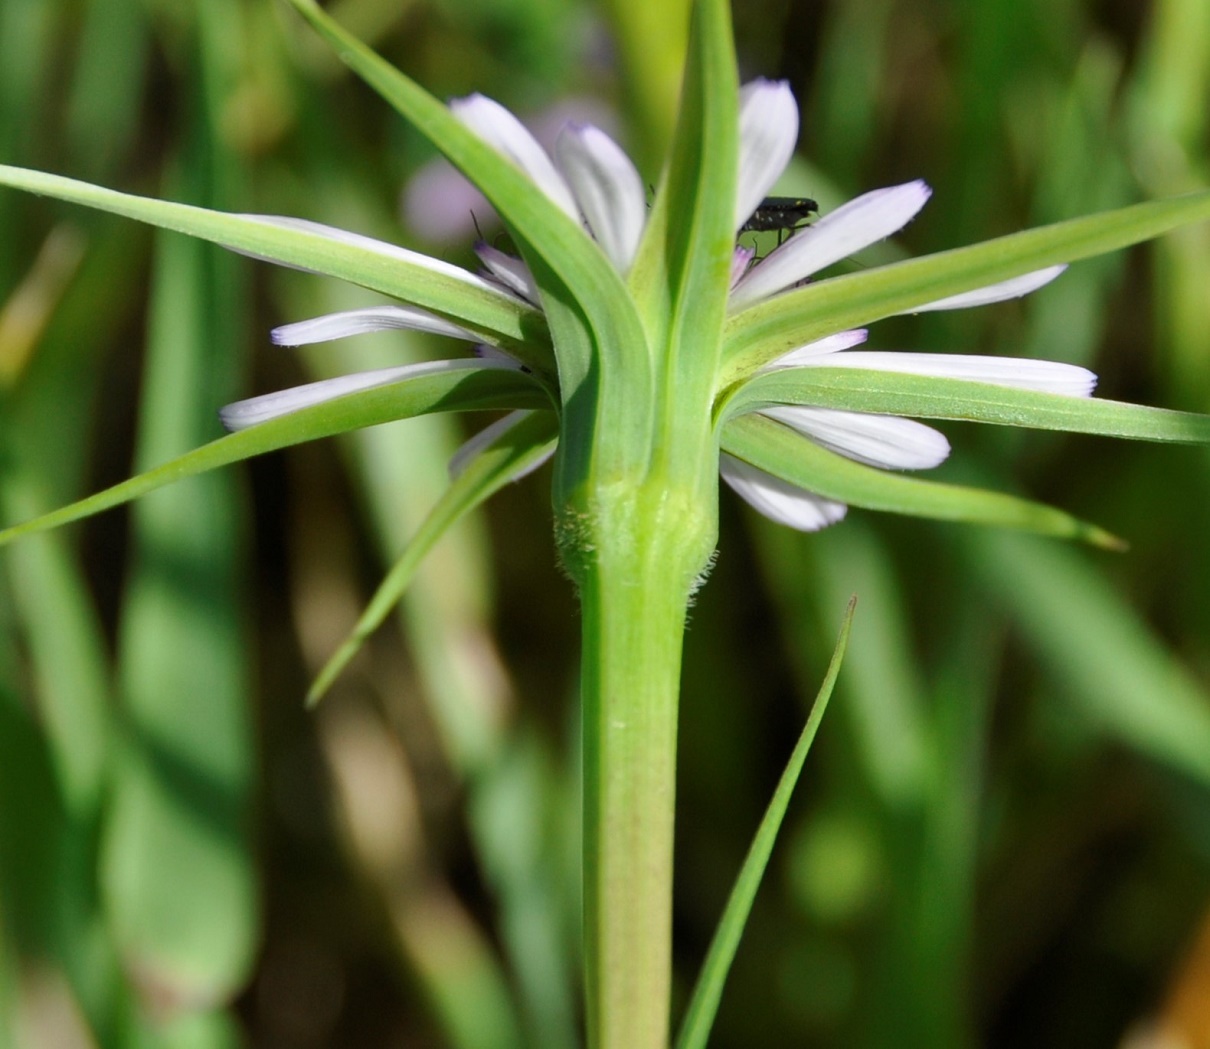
[740,196,819,245]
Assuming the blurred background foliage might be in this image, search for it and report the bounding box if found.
[1,0,1209,1046]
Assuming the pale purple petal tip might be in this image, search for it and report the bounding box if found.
[475,343,521,365]
[731,245,756,288]
[475,242,540,304]
[912,264,1067,312]
[719,453,847,532]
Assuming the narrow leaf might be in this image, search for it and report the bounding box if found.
[721,414,1123,548]
[0,164,544,357]
[674,597,856,1049]
[722,367,1210,443]
[308,411,559,705]
[0,366,549,546]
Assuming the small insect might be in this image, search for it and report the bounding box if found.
[740,196,819,244]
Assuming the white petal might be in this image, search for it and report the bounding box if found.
[730,181,932,308]
[450,94,581,221]
[448,409,555,481]
[720,453,847,532]
[219,358,520,431]
[475,243,540,304]
[272,306,475,346]
[911,264,1066,312]
[555,124,646,272]
[735,80,799,229]
[801,351,1097,397]
[765,329,870,368]
[234,214,500,293]
[762,406,950,470]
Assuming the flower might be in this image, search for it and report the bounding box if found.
[402,97,622,244]
[221,81,1094,532]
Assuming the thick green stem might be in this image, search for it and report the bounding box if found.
[574,485,713,1049]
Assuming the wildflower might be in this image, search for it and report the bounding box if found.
[402,97,621,244]
[1,7,1207,1046]
[222,80,1091,532]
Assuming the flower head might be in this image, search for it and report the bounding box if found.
[222,81,1093,532]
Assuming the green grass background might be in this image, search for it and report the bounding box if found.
[1,0,1208,1046]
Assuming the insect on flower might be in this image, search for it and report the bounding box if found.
[739,195,819,244]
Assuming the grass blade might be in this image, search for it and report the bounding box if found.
[675,597,856,1049]
[308,410,559,704]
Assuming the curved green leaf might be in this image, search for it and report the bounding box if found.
[0,164,548,362]
[0,365,550,546]
[722,189,1210,380]
[675,597,855,1049]
[721,367,1210,442]
[308,410,560,705]
[721,413,1122,547]
[282,0,655,453]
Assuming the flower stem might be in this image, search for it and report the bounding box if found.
[573,484,713,1049]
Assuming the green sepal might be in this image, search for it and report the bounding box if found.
[721,413,1123,548]
[308,410,560,705]
[674,597,855,1049]
[0,365,549,546]
[634,0,737,436]
[721,367,1210,443]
